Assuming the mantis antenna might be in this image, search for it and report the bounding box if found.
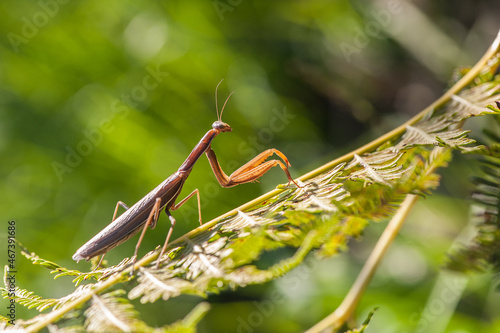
[215,79,234,122]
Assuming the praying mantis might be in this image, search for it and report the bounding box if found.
[73,80,300,270]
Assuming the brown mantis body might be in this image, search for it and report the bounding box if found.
[73,81,299,269]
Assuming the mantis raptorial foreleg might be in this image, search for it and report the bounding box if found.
[206,148,300,188]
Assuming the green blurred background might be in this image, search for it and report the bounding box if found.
[1,0,500,332]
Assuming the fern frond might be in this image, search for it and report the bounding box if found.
[129,268,193,303]
[346,153,409,185]
[21,242,142,286]
[18,244,102,285]
[84,290,147,333]
[13,30,500,333]
[125,43,500,313]
[2,266,59,312]
[1,265,103,313]
[0,319,32,331]
[4,287,58,312]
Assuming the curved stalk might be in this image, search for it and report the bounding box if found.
[305,194,419,333]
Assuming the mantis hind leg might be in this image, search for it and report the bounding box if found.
[130,198,162,275]
[156,189,203,268]
[92,201,131,271]
[112,201,130,221]
[171,189,202,225]
[156,209,177,269]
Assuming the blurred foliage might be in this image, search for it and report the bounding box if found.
[445,115,500,276]
[1,0,500,332]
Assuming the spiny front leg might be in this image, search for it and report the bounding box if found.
[206,148,300,188]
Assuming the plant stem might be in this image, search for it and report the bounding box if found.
[171,29,500,248]
[305,194,419,333]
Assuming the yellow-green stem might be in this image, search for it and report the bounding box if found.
[305,194,419,333]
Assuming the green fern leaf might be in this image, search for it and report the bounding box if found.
[84,290,148,332]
